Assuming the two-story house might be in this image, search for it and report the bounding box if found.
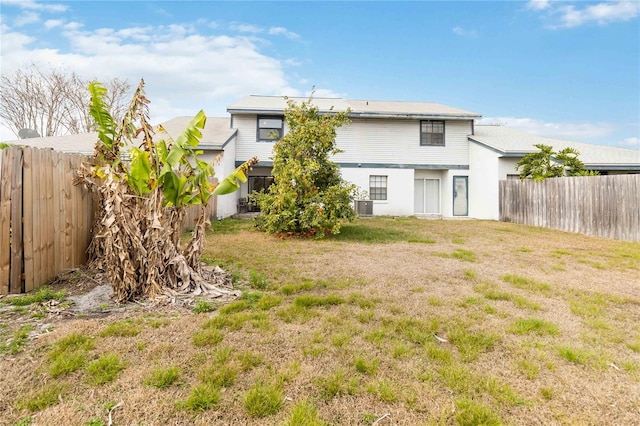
[226,95,482,219]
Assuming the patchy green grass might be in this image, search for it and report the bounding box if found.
[501,274,552,294]
[282,399,326,426]
[279,278,322,295]
[49,350,87,378]
[452,249,478,262]
[328,224,409,243]
[473,281,511,301]
[557,346,592,366]
[294,294,345,308]
[432,249,478,262]
[2,286,65,306]
[17,384,66,412]
[0,324,34,355]
[178,384,220,411]
[316,368,358,400]
[208,218,253,234]
[515,358,540,380]
[407,237,436,244]
[99,319,142,337]
[193,300,216,314]
[144,366,180,388]
[447,323,498,362]
[87,353,127,385]
[353,355,379,375]
[244,382,284,418]
[200,363,239,388]
[366,379,399,403]
[454,398,502,426]
[249,269,270,289]
[509,318,560,336]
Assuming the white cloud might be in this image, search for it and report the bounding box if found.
[526,0,551,11]
[531,0,640,28]
[559,1,639,27]
[478,116,615,141]
[307,88,345,98]
[229,22,262,34]
[1,0,67,12]
[0,21,308,141]
[268,26,299,39]
[44,19,63,29]
[14,11,40,26]
[452,26,478,38]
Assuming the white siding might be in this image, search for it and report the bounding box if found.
[340,168,414,216]
[234,114,472,167]
[212,136,239,219]
[499,158,520,179]
[468,142,500,220]
[234,115,280,163]
[333,119,471,166]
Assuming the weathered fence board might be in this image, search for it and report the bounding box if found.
[0,145,219,295]
[500,175,640,242]
[0,149,10,294]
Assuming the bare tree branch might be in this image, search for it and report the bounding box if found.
[0,64,130,139]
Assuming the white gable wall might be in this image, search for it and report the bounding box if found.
[212,136,239,219]
[469,142,500,220]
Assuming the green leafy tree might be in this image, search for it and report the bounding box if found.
[78,79,257,302]
[516,143,598,180]
[252,95,356,238]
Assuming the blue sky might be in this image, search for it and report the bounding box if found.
[1,0,639,148]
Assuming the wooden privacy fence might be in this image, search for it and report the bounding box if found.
[1,146,217,295]
[500,174,640,242]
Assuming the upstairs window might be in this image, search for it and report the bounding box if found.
[420,120,445,146]
[369,175,388,201]
[257,116,284,141]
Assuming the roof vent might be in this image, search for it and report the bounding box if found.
[18,128,41,139]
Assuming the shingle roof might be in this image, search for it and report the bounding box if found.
[470,125,640,168]
[227,95,481,119]
[1,131,97,155]
[2,117,234,154]
[158,116,235,149]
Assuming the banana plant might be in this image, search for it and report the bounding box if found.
[83,78,260,302]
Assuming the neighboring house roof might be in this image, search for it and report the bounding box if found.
[228,95,481,120]
[470,125,640,170]
[159,116,235,150]
[2,131,97,156]
[3,117,234,154]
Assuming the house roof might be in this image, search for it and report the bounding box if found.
[2,131,98,156]
[470,125,640,170]
[158,116,235,150]
[2,117,234,155]
[227,95,481,120]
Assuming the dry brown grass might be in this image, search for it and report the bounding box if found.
[1,217,639,425]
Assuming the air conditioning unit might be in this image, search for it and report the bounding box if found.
[355,200,373,217]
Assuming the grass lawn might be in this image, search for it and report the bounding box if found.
[1,217,639,425]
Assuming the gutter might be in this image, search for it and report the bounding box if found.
[228,108,481,121]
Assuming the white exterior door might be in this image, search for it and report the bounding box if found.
[414,178,440,214]
[453,176,468,216]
